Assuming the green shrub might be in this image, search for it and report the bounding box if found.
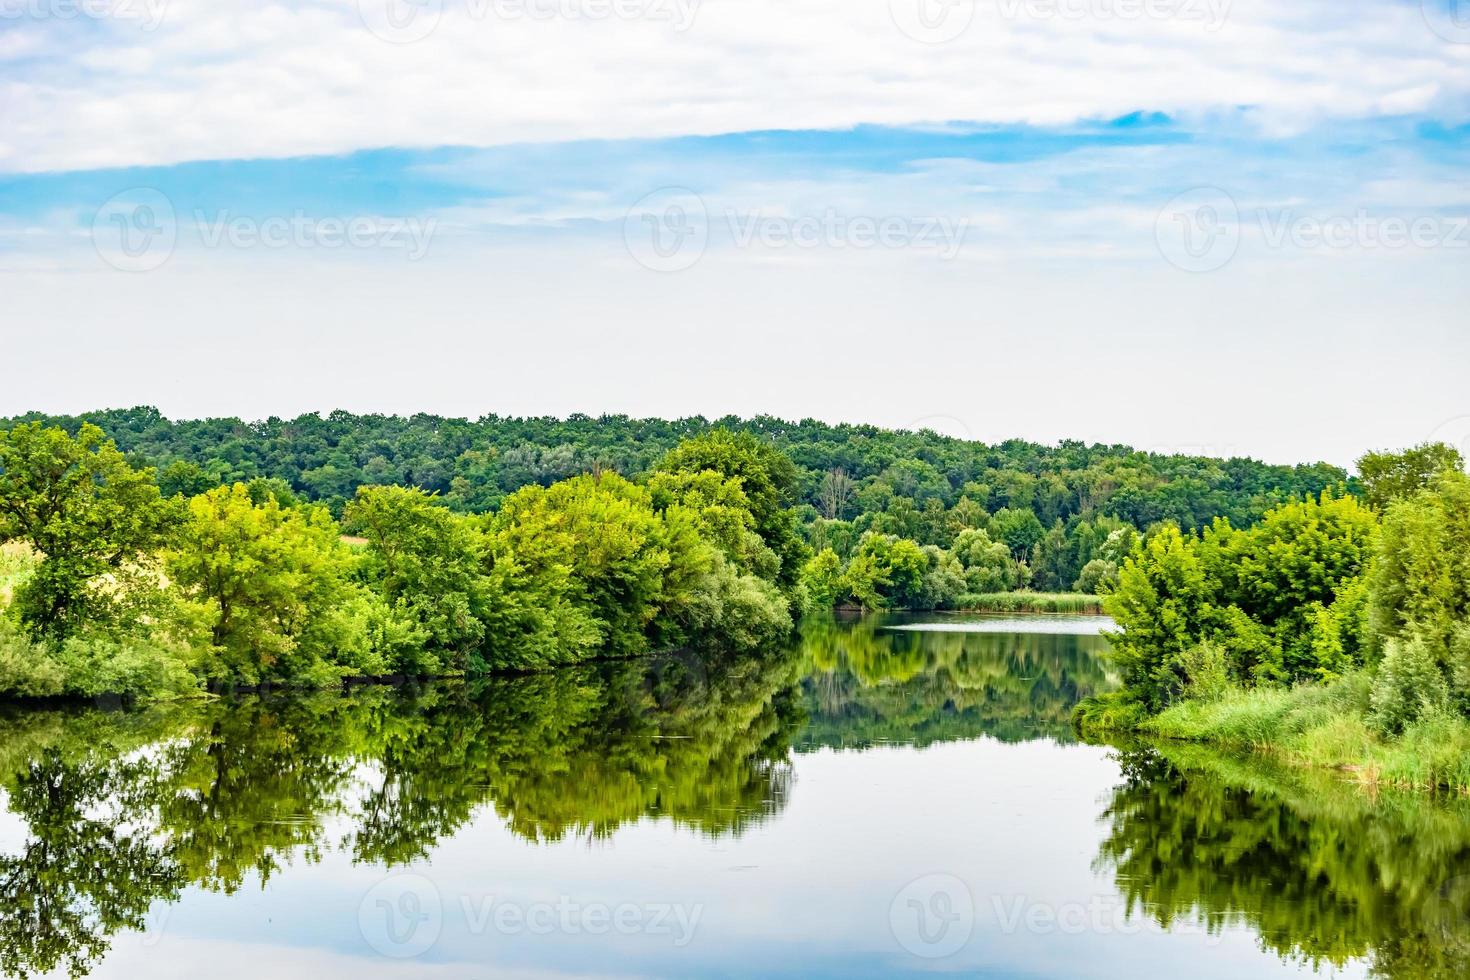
[1369,635,1450,735]
[53,633,199,699]
[1170,641,1233,703]
[0,618,65,698]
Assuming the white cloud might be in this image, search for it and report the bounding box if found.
[1,0,1467,173]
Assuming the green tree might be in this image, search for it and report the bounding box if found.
[1199,490,1377,681]
[345,486,490,661]
[1366,471,1470,704]
[166,485,366,684]
[657,429,807,587]
[840,533,927,610]
[990,507,1045,561]
[1074,558,1120,594]
[1103,525,1212,710]
[800,548,844,608]
[0,423,179,639]
[951,528,1023,593]
[487,473,688,656]
[1358,442,1464,512]
[646,468,777,579]
[917,545,966,609]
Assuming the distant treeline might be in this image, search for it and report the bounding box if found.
[3,408,1351,599]
[4,407,1349,528]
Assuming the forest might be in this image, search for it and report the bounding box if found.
[0,422,807,697]
[2,407,1348,606]
[1077,443,1470,790]
[6,406,1470,796]
[0,409,1354,699]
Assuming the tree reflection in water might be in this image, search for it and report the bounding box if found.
[1094,744,1470,980]
[4,617,1466,980]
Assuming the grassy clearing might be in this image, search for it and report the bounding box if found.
[1079,673,1470,793]
[957,592,1104,614]
[0,543,36,608]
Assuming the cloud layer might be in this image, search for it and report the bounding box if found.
[1,0,1467,173]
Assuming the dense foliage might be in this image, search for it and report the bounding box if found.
[1087,443,1470,773]
[0,425,796,697]
[5,407,1349,600]
[1097,745,1470,979]
[0,649,803,977]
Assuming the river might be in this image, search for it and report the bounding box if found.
[1,614,1467,978]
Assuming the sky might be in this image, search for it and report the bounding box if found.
[2,0,1468,467]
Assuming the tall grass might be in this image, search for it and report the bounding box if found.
[958,592,1104,614]
[1080,673,1470,793]
[0,543,36,609]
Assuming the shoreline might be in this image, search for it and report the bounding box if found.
[1075,678,1470,795]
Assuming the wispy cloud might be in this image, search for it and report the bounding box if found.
[1,0,1467,174]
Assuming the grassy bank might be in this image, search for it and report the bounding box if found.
[1077,674,1470,793]
[957,592,1104,614]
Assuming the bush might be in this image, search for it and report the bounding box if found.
[0,617,199,700]
[1074,558,1119,595]
[53,633,200,699]
[683,558,792,651]
[1170,641,1233,703]
[0,618,65,697]
[1369,635,1450,735]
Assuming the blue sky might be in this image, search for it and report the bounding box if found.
[1,0,1468,465]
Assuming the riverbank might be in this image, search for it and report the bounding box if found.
[1076,675,1470,794]
[954,592,1104,614]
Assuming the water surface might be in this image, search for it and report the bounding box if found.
[2,615,1467,979]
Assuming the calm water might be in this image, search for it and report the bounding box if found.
[3,614,1469,979]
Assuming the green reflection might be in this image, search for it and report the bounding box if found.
[1095,744,1470,979]
[13,617,1464,980]
[796,614,1114,747]
[0,650,803,977]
